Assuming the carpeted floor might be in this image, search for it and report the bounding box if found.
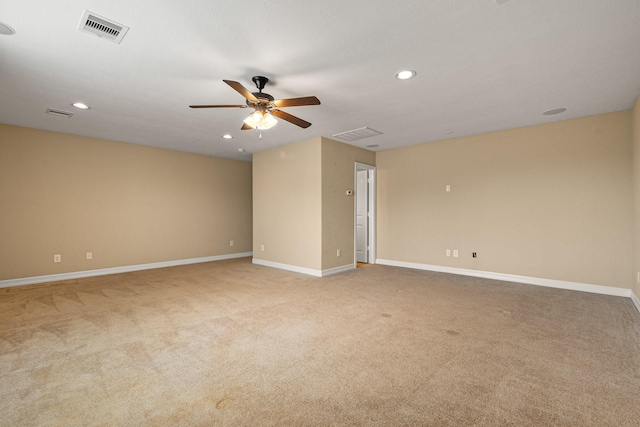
[1,257,639,426]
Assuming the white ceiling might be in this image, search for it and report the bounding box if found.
[1,0,639,161]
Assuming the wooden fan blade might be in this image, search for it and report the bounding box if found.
[189,104,247,108]
[273,96,321,108]
[241,122,253,130]
[224,80,258,102]
[271,109,312,128]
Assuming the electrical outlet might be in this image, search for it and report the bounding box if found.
[337,249,341,257]
[472,252,477,258]
[637,272,640,284]
[86,252,92,260]
[260,244,265,252]
[53,254,61,263]
[446,249,451,257]
[453,250,459,258]
[446,185,451,192]
[229,240,234,247]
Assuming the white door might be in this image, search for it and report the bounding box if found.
[356,170,368,263]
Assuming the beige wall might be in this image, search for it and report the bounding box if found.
[321,138,376,270]
[4,107,636,290]
[0,124,253,281]
[252,137,375,272]
[253,137,323,270]
[633,97,640,297]
[377,111,634,288]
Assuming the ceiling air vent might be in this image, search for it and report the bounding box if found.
[46,108,73,118]
[78,11,129,44]
[333,127,383,142]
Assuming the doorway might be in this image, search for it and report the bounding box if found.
[355,163,376,265]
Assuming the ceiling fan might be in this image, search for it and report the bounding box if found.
[190,76,320,130]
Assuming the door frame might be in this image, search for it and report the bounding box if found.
[354,162,376,264]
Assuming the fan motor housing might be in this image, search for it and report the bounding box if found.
[251,92,274,102]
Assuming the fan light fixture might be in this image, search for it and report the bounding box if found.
[243,110,277,129]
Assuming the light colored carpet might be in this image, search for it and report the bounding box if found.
[1,257,639,426]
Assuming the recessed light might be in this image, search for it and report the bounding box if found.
[366,144,379,148]
[72,102,90,110]
[395,70,416,80]
[0,21,15,35]
[444,131,453,134]
[542,108,566,116]
[222,134,233,139]
[237,148,245,152]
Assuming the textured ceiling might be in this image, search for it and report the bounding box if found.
[1,0,639,161]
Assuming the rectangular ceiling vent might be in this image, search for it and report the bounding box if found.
[46,108,73,118]
[333,127,383,142]
[79,11,129,44]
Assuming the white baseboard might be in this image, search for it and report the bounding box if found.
[322,263,357,277]
[7,253,635,313]
[631,292,640,314]
[252,258,355,277]
[0,252,253,289]
[376,259,633,298]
